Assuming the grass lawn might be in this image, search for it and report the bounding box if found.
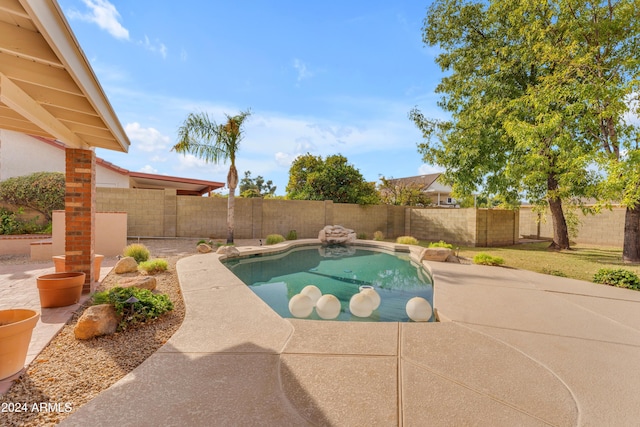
[419,241,640,284]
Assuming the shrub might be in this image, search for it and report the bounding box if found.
[266,234,285,245]
[473,253,505,266]
[356,232,367,240]
[373,231,385,241]
[396,236,419,245]
[593,268,640,289]
[123,243,150,264]
[286,230,298,240]
[429,240,453,249]
[0,207,46,235]
[92,287,173,331]
[139,259,168,274]
[0,172,65,222]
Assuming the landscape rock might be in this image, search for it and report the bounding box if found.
[114,256,138,274]
[197,243,212,253]
[118,276,157,291]
[319,225,357,244]
[216,245,240,258]
[74,304,120,340]
[421,248,454,263]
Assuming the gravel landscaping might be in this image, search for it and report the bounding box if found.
[0,239,203,426]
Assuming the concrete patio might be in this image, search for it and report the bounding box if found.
[59,241,640,426]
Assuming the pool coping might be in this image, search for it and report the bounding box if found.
[63,240,640,426]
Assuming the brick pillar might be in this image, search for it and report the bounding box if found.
[65,148,96,293]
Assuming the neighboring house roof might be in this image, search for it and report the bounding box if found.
[0,1,129,152]
[386,173,445,191]
[29,135,224,196]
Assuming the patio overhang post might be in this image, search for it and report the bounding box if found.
[65,148,96,293]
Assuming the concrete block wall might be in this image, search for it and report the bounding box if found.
[175,196,227,238]
[408,208,478,246]
[332,204,389,238]
[477,209,519,246]
[96,188,164,237]
[519,206,626,246]
[262,199,326,238]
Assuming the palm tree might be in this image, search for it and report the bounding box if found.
[172,109,251,243]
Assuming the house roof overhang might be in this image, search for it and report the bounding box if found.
[128,172,225,196]
[0,0,129,152]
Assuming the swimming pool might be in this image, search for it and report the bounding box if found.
[222,244,434,322]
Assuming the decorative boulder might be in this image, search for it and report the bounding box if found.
[216,246,240,258]
[421,248,454,263]
[197,243,212,253]
[118,276,157,291]
[74,304,120,340]
[319,225,357,244]
[114,256,138,274]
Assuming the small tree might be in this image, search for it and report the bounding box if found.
[378,177,432,206]
[239,171,277,198]
[0,172,65,221]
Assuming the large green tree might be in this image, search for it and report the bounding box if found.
[172,110,251,243]
[286,153,379,204]
[411,0,617,250]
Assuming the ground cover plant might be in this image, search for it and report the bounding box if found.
[429,240,453,249]
[473,253,505,266]
[396,236,419,245]
[93,286,173,331]
[139,259,169,274]
[593,268,640,290]
[266,234,285,245]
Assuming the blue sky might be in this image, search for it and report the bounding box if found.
[58,0,446,195]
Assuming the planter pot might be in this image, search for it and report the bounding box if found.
[52,254,104,281]
[36,272,85,308]
[0,309,40,380]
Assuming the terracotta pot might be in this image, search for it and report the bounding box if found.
[52,254,104,281]
[36,272,85,308]
[0,309,40,380]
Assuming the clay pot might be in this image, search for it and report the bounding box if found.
[36,272,85,308]
[52,254,104,281]
[0,309,40,380]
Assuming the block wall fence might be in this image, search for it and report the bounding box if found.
[95,188,520,247]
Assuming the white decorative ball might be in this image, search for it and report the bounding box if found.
[349,293,374,318]
[316,294,341,320]
[289,294,314,318]
[300,285,322,306]
[405,297,432,322]
[360,288,381,310]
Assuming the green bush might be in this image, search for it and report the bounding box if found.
[0,172,65,222]
[139,259,168,274]
[266,234,285,245]
[357,232,367,240]
[428,240,453,249]
[286,230,298,240]
[473,253,505,266]
[123,243,150,264]
[373,231,385,241]
[593,268,640,289]
[396,236,419,245]
[92,287,173,331]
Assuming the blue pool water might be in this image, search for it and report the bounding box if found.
[222,245,434,322]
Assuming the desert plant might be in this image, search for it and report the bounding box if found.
[139,259,169,274]
[428,240,453,249]
[373,231,385,241]
[473,253,505,266]
[123,243,150,264]
[266,234,285,245]
[357,232,367,240]
[286,229,298,240]
[92,287,173,331]
[593,268,640,289]
[396,236,419,245]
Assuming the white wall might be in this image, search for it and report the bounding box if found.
[0,129,129,187]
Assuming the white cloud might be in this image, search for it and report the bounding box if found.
[139,35,168,59]
[68,0,129,40]
[139,165,158,174]
[418,164,442,175]
[125,122,171,152]
[292,59,313,82]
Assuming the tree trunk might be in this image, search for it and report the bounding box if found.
[226,165,238,244]
[622,206,640,263]
[547,174,571,250]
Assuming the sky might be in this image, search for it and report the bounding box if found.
[57,0,447,195]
